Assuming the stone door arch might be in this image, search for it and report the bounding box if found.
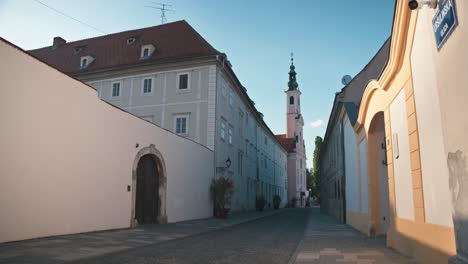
[131,144,167,226]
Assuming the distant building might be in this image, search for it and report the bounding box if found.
[319,38,390,224]
[276,57,307,207]
[28,20,289,211]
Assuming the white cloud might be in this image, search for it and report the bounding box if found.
[309,119,323,128]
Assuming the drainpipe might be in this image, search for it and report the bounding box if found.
[340,118,347,224]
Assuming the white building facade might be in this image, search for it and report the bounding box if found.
[29,20,289,211]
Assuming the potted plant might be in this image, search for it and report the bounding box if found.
[273,195,281,209]
[255,195,266,211]
[291,197,298,208]
[210,176,234,219]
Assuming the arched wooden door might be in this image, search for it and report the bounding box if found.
[135,155,159,224]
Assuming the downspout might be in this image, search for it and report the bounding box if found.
[340,118,347,224]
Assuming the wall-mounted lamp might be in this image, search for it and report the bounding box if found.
[409,0,438,10]
[225,157,231,168]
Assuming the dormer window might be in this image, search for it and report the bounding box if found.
[80,55,94,69]
[127,37,136,45]
[143,48,149,57]
[140,44,155,59]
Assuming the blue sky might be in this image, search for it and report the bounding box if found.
[0,0,395,166]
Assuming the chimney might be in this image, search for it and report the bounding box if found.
[53,37,66,49]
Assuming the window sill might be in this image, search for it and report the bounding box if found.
[176,89,192,94]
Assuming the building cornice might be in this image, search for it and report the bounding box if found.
[354,0,414,132]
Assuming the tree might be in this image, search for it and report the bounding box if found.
[307,136,323,200]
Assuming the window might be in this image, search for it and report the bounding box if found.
[174,114,189,135]
[222,81,227,97]
[143,48,149,57]
[264,136,267,145]
[229,92,233,107]
[81,58,87,69]
[177,72,191,91]
[228,127,233,145]
[126,37,136,45]
[111,82,121,97]
[220,121,226,140]
[142,78,153,94]
[290,96,294,104]
[140,44,155,59]
[80,55,94,69]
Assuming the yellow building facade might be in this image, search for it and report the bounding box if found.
[351,0,468,263]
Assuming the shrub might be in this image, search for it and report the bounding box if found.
[291,197,298,208]
[210,176,234,210]
[256,195,266,211]
[273,195,281,209]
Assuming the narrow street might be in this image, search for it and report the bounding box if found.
[0,208,413,264]
[73,209,309,264]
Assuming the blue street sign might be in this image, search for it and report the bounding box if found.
[432,0,458,49]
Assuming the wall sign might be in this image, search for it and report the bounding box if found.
[432,0,458,49]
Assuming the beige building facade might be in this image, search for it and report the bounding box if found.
[320,0,467,263]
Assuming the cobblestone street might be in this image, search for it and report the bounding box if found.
[0,208,414,264]
[293,209,413,264]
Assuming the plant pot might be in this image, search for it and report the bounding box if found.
[216,208,230,219]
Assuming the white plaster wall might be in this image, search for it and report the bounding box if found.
[0,40,214,243]
[411,10,453,227]
[390,90,414,220]
[344,117,359,212]
[359,138,368,213]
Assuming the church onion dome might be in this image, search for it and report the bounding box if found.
[288,54,299,91]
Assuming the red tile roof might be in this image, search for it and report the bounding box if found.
[275,134,295,153]
[28,20,221,75]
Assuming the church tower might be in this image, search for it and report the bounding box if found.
[286,55,303,143]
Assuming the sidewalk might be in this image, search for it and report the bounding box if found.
[292,208,414,264]
[0,209,282,264]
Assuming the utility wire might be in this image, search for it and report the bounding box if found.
[33,0,107,34]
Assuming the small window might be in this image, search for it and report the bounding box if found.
[264,136,267,145]
[143,48,149,58]
[111,82,121,97]
[127,37,136,45]
[178,73,189,90]
[220,121,226,140]
[142,78,153,94]
[228,127,233,145]
[140,44,155,59]
[81,59,87,68]
[290,96,294,105]
[295,135,298,143]
[174,115,189,135]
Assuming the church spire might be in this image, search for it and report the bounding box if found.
[288,53,299,91]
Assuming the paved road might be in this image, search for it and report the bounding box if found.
[293,209,413,264]
[72,209,309,264]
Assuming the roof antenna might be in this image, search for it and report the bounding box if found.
[145,2,175,25]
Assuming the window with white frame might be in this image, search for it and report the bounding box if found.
[111,82,121,97]
[228,127,233,145]
[177,72,191,91]
[142,78,153,95]
[220,121,226,140]
[174,114,189,136]
[140,44,155,59]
